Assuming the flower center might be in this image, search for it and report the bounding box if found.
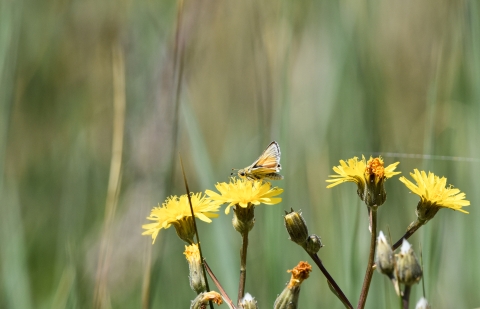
[365,158,385,179]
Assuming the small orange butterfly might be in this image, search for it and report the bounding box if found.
[233,141,283,180]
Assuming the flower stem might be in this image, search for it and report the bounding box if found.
[203,259,237,309]
[402,285,411,309]
[357,208,377,309]
[237,230,249,305]
[309,253,353,309]
[392,221,422,251]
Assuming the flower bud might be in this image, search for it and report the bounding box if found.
[395,239,422,286]
[375,231,394,276]
[190,291,223,309]
[274,261,312,309]
[184,244,206,294]
[232,204,255,234]
[305,234,323,254]
[238,293,258,309]
[284,209,309,248]
[415,297,430,309]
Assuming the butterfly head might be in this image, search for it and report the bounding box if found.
[237,169,247,178]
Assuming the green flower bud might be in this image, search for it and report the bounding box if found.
[305,234,323,255]
[395,239,422,286]
[284,209,309,248]
[375,231,394,276]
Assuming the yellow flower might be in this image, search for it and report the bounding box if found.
[399,169,470,222]
[184,244,205,293]
[142,193,220,244]
[205,177,283,214]
[326,156,400,207]
[184,243,201,263]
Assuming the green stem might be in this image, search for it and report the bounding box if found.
[357,208,377,309]
[237,230,249,305]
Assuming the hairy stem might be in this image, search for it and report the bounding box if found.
[357,208,377,309]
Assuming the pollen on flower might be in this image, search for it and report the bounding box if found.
[184,244,201,263]
[365,157,385,179]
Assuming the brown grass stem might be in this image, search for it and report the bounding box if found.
[357,208,377,309]
[179,155,214,309]
[203,259,237,309]
[309,253,353,309]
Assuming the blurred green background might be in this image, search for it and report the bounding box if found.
[1,0,479,308]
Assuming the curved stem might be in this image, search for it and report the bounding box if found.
[357,208,377,309]
[237,231,249,305]
[309,253,353,309]
[392,221,422,251]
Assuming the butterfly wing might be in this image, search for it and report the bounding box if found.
[237,141,283,180]
[252,141,281,172]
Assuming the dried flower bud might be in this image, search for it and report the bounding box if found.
[284,209,309,248]
[305,234,323,254]
[190,291,223,309]
[375,231,394,276]
[184,244,206,294]
[238,293,258,309]
[415,297,430,309]
[232,204,255,234]
[395,239,422,286]
[274,261,312,309]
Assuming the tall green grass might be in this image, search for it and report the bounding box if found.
[1,0,479,308]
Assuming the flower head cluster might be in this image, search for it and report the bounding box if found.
[399,169,470,223]
[142,193,220,244]
[326,156,400,207]
[206,177,283,214]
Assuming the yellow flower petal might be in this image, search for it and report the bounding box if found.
[142,192,221,244]
[206,177,283,213]
[399,169,470,219]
